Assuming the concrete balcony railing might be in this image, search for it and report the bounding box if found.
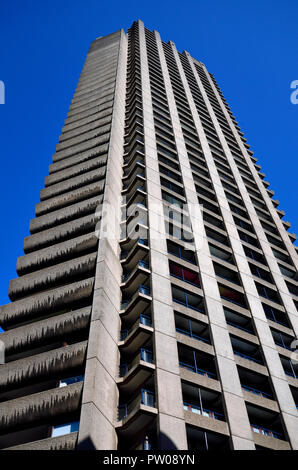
[1,306,91,356]
[119,348,153,378]
[40,167,106,205]
[117,389,156,422]
[26,197,102,240]
[9,252,97,300]
[52,134,110,164]
[0,341,87,392]
[45,154,107,187]
[49,142,108,175]
[121,285,151,312]
[21,231,98,274]
[59,115,111,144]
[0,277,94,329]
[0,382,83,434]
[179,361,217,380]
[5,432,78,450]
[34,180,105,218]
[119,313,152,341]
[55,125,111,154]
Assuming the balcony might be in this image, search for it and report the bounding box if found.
[218,284,247,309]
[250,424,282,440]
[119,348,153,377]
[182,382,225,429]
[231,336,264,368]
[120,209,148,241]
[116,387,157,439]
[121,284,150,310]
[214,263,241,286]
[169,261,201,289]
[271,329,294,352]
[224,307,254,336]
[122,185,147,208]
[262,304,290,328]
[0,382,83,447]
[280,357,298,381]
[172,285,205,314]
[209,244,234,265]
[120,313,152,341]
[118,389,155,421]
[167,240,197,265]
[121,200,147,224]
[119,313,153,356]
[175,312,211,348]
[178,344,217,385]
[234,351,263,365]
[118,348,155,394]
[121,259,150,296]
[120,284,152,323]
[120,237,149,271]
[255,283,282,306]
[179,362,216,380]
[122,159,145,181]
[246,403,288,449]
[122,169,146,193]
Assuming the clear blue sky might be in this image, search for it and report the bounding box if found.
[0,0,297,306]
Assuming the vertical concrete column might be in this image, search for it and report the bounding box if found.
[138,20,187,450]
[78,30,127,450]
[200,62,298,335]
[168,42,255,450]
[191,58,298,449]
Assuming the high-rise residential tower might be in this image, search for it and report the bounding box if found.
[0,20,297,451]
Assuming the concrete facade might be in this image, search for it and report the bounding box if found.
[0,21,297,451]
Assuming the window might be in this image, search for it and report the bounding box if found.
[52,421,80,437]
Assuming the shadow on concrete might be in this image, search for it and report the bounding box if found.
[158,432,178,450]
[77,436,97,450]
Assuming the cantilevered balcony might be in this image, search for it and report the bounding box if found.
[120,236,149,268]
[116,386,157,440]
[120,284,152,324]
[119,313,153,356]
[118,348,155,394]
[121,258,150,296]
[0,382,83,449]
